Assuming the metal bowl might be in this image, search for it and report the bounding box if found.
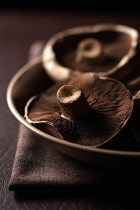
[7,56,140,169]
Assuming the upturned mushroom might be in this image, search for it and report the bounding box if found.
[118,77,140,148]
[24,73,133,147]
[128,90,140,144]
[42,23,139,82]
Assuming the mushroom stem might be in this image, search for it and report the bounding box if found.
[57,85,92,121]
[76,38,104,65]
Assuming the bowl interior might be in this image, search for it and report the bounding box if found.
[7,56,140,168]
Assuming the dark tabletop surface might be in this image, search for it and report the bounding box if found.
[1,9,140,210]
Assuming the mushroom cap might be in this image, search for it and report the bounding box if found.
[123,71,140,125]
[42,23,139,82]
[113,55,140,149]
[130,90,140,127]
[24,73,133,147]
[122,66,140,126]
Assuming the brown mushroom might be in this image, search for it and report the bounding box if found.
[130,91,140,142]
[121,77,140,148]
[105,83,140,151]
[24,73,133,147]
[42,24,139,82]
[124,73,140,122]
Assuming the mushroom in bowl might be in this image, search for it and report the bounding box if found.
[24,72,133,147]
[42,23,139,82]
[7,57,140,168]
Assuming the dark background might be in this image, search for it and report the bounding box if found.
[1,2,140,210]
[0,0,140,13]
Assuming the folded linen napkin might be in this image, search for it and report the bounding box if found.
[9,124,140,192]
[9,124,107,190]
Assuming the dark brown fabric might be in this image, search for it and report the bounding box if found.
[9,124,105,190]
[9,124,140,191]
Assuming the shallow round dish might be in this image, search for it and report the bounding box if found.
[7,56,140,168]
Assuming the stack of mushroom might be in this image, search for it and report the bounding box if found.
[25,23,140,150]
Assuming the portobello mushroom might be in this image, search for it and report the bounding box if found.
[42,23,139,82]
[129,90,140,144]
[24,73,133,147]
[108,75,140,151]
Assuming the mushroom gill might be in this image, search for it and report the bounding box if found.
[112,76,140,150]
[42,24,139,82]
[24,73,133,147]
